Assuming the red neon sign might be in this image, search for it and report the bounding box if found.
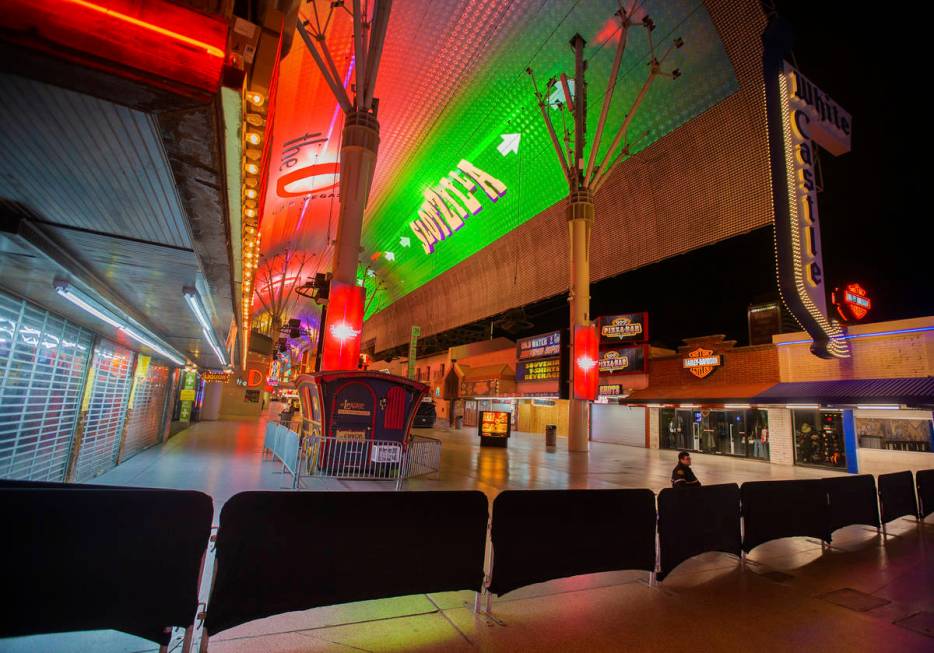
[833,283,871,322]
[573,325,599,401]
[320,282,365,371]
[3,0,228,95]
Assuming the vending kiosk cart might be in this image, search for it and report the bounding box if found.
[296,371,428,474]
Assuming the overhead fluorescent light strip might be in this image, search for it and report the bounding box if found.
[56,287,124,330]
[203,327,227,366]
[122,327,185,366]
[184,288,226,366]
[55,281,185,365]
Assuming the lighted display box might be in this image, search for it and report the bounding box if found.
[296,372,428,470]
[478,410,512,448]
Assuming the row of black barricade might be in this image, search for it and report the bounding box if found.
[2,470,932,651]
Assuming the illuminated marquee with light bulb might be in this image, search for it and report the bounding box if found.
[767,53,852,359]
[239,87,267,367]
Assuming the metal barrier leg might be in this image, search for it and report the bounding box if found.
[182,625,194,653]
[648,571,656,587]
[485,548,494,615]
[199,632,209,653]
[473,591,482,614]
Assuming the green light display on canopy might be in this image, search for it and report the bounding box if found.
[361,0,737,318]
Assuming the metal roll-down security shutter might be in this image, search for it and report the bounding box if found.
[0,290,94,481]
[73,340,134,481]
[120,361,170,461]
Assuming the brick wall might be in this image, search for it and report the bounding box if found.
[649,342,780,390]
[776,316,934,381]
[767,408,794,465]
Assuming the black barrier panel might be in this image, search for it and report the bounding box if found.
[918,469,934,519]
[204,491,488,637]
[0,488,212,645]
[657,484,741,580]
[823,474,880,532]
[741,480,830,552]
[487,489,656,596]
[878,471,918,524]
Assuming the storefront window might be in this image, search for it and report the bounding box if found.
[793,410,846,468]
[660,408,769,460]
[856,417,933,452]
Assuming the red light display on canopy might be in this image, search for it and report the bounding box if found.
[573,325,599,401]
[832,283,871,322]
[320,281,365,371]
[3,0,228,96]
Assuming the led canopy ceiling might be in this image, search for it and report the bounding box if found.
[259,0,737,320]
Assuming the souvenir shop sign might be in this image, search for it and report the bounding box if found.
[598,313,648,344]
[598,345,647,375]
[202,370,232,382]
[517,357,560,382]
[517,331,561,361]
[682,348,722,379]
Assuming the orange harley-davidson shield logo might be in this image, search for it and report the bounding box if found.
[682,347,722,379]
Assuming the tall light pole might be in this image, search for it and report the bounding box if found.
[296,0,392,369]
[528,5,682,451]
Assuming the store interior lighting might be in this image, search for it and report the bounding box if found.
[184,287,227,366]
[54,280,186,365]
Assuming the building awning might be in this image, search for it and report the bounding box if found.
[460,364,515,382]
[753,377,934,408]
[619,383,776,405]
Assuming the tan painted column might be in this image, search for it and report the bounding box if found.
[331,111,380,285]
[567,188,593,452]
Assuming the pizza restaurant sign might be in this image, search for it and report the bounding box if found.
[599,313,647,343]
[682,348,722,379]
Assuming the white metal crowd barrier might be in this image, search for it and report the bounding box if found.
[264,424,443,489]
[263,423,301,488]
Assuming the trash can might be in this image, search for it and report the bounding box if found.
[455,416,463,429]
[545,424,557,447]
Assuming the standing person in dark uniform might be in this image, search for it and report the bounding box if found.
[671,451,701,487]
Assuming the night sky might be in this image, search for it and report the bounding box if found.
[497,2,933,352]
[775,0,933,326]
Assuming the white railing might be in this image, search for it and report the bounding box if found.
[263,422,301,488]
[298,434,443,487]
[404,435,442,480]
[264,424,443,489]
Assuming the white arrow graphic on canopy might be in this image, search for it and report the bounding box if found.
[497,133,521,156]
